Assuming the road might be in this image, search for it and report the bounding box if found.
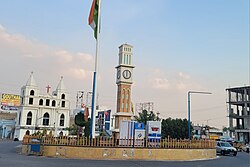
[0,140,249,167]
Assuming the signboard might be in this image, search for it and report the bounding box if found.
[96,110,111,131]
[119,121,145,146]
[147,121,161,143]
[1,93,20,111]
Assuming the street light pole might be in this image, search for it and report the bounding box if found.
[188,91,212,142]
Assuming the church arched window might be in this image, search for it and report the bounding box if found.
[61,101,65,107]
[30,90,35,96]
[29,98,33,105]
[26,112,32,125]
[61,94,65,99]
[52,100,56,107]
[43,113,49,126]
[25,130,30,135]
[39,99,43,105]
[60,114,65,126]
[46,99,50,106]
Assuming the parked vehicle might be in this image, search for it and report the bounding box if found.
[233,141,245,151]
[242,144,249,153]
[216,141,237,156]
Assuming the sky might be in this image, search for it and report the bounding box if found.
[0,0,249,129]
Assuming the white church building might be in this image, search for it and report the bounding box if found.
[14,73,70,140]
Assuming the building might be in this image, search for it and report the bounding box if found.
[14,73,70,140]
[0,93,20,139]
[226,86,250,143]
[0,119,15,139]
[113,44,135,139]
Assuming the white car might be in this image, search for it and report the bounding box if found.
[216,141,237,156]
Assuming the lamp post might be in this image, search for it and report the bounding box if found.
[188,91,212,142]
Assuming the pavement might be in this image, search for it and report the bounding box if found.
[0,140,249,167]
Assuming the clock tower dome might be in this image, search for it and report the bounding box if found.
[113,44,135,138]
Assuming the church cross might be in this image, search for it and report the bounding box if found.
[46,85,51,93]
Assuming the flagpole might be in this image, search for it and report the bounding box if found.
[90,0,101,140]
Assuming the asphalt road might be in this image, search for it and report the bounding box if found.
[0,140,249,167]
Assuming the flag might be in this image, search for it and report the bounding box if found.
[88,0,99,39]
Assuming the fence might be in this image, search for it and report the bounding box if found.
[23,135,215,149]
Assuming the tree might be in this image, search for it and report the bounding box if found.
[134,109,157,126]
[161,118,192,139]
[66,125,78,135]
[75,112,90,137]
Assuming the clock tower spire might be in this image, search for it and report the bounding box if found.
[113,43,135,138]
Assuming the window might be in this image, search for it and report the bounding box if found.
[39,99,43,105]
[52,100,56,107]
[30,90,34,96]
[123,55,126,64]
[43,113,49,126]
[61,94,65,99]
[61,101,65,107]
[18,112,22,125]
[126,103,128,109]
[60,114,65,126]
[46,99,50,106]
[26,112,32,125]
[122,103,124,109]
[29,98,33,105]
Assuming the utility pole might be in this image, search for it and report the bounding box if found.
[187,91,212,142]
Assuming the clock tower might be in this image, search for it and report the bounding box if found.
[113,43,135,138]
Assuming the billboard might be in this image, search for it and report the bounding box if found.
[0,93,20,111]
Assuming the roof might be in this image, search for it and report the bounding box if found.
[226,86,250,94]
[26,72,37,87]
[56,76,66,91]
[119,43,133,48]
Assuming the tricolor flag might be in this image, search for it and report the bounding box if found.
[88,0,99,39]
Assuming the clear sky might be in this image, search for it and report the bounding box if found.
[0,0,249,129]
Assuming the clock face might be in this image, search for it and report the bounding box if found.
[123,70,131,79]
[117,70,121,79]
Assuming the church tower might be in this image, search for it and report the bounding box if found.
[113,44,135,137]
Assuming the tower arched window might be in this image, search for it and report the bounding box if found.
[43,113,49,126]
[61,94,65,99]
[122,89,126,105]
[30,90,34,96]
[26,112,32,125]
[39,99,43,105]
[60,114,65,126]
[52,100,56,107]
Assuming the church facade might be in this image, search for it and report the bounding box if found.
[14,73,70,140]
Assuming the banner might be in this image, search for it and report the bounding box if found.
[1,93,20,111]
